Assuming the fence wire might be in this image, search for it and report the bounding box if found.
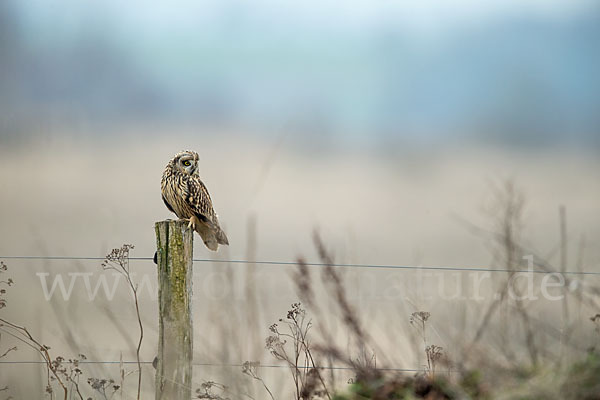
[1,255,598,275]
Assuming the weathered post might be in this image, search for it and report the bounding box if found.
[155,220,193,400]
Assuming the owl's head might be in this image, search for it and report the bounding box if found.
[173,150,200,175]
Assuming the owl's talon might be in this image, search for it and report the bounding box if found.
[180,217,195,230]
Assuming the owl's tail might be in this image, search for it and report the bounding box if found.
[195,223,218,251]
[216,228,229,246]
[195,220,229,251]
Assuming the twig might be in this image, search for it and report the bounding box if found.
[102,245,143,400]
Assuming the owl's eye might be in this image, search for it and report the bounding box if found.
[182,160,191,167]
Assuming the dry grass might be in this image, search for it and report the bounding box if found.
[1,180,599,399]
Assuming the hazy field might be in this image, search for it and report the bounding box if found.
[0,130,599,398]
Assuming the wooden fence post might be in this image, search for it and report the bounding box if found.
[155,220,193,400]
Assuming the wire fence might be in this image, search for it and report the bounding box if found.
[1,254,598,373]
[1,255,599,275]
[0,360,429,373]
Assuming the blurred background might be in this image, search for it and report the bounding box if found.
[2,0,600,150]
[0,0,599,398]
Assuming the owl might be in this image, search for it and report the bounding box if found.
[161,150,229,251]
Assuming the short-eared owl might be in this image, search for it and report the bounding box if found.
[161,150,229,251]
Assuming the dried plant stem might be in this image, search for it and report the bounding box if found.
[241,362,276,400]
[300,338,330,399]
[0,318,68,400]
[71,376,84,400]
[257,377,275,400]
[102,244,142,400]
[265,302,332,400]
[127,275,143,400]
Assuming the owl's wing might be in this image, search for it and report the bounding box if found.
[162,195,175,213]
[186,176,229,246]
[186,176,218,224]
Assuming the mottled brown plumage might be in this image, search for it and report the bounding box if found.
[161,150,229,251]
